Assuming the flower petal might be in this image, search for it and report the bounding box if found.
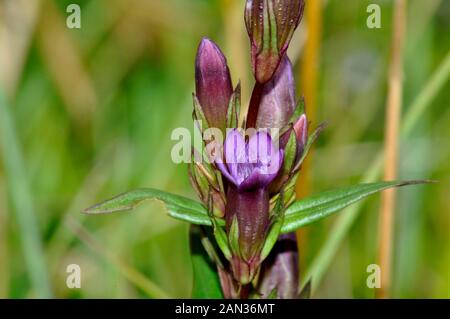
[224,129,248,183]
[247,131,278,166]
[216,162,238,186]
[240,150,284,190]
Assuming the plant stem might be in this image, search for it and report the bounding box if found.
[246,82,264,129]
[238,284,251,299]
[377,0,407,299]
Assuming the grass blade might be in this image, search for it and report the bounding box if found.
[0,87,52,298]
[190,226,223,298]
[66,217,170,298]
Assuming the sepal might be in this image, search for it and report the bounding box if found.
[226,83,241,129]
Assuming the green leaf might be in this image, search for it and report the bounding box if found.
[288,97,306,124]
[83,188,223,227]
[279,127,298,176]
[207,191,231,260]
[192,93,208,130]
[190,226,224,298]
[261,195,285,261]
[228,215,241,258]
[281,181,429,233]
[298,280,311,299]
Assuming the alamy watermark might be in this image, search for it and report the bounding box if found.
[366,264,381,288]
[66,4,81,29]
[66,264,81,289]
[366,4,381,29]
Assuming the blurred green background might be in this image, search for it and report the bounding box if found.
[0,0,448,298]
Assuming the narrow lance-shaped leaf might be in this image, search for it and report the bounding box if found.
[84,188,225,227]
[190,225,224,298]
[281,181,431,233]
[260,193,285,262]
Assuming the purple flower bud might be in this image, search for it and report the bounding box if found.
[256,56,296,129]
[293,113,307,151]
[226,187,268,283]
[258,233,299,298]
[216,129,284,191]
[195,38,233,131]
[245,0,305,83]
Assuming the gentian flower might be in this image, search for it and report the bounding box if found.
[216,129,284,284]
[216,129,284,191]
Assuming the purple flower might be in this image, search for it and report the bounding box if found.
[195,38,233,131]
[216,129,284,191]
[214,129,284,284]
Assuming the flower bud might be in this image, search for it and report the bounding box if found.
[258,233,299,298]
[245,0,305,83]
[256,56,296,129]
[226,187,268,284]
[293,113,307,156]
[195,38,233,131]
